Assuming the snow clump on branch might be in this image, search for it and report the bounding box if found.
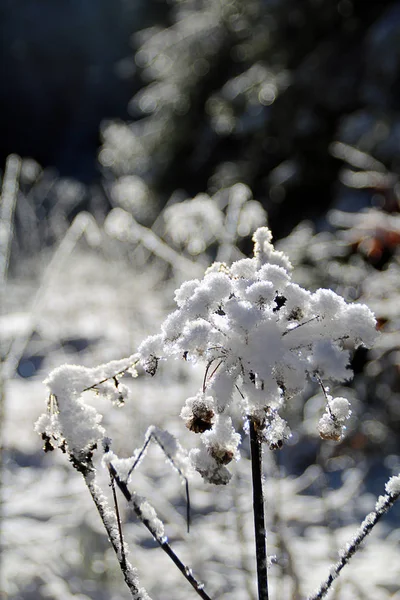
[138,227,378,484]
[35,356,138,461]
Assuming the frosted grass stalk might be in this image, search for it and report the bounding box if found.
[0,154,21,285]
[309,475,400,600]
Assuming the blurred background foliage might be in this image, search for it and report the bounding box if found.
[1,0,400,233]
[2,1,400,599]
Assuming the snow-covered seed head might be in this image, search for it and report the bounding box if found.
[139,226,378,483]
[209,446,235,465]
[263,411,291,450]
[180,393,215,433]
[318,396,352,442]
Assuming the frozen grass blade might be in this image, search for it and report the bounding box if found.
[0,153,21,592]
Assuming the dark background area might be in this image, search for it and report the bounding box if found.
[2,0,400,239]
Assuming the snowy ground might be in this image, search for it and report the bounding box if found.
[2,226,400,600]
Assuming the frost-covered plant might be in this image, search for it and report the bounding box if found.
[138,227,377,485]
[164,193,225,256]
[37,225,399,600]
[135,225,378,598]
[35,359,210,600]
[163,183,266,257]
[103,182,267,278]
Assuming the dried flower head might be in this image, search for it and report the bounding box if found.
[138,227,377,483]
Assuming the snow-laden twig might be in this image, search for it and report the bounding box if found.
[35,358,149,597]
[36,360,213,599]
[83,464,149,599]
[308,474,400,600]
[122,425,193,532]
[107,462,213,600]
[35,358,139,457]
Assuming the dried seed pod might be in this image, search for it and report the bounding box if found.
[269,439,283,450]
[41,432,55,453]
[209,444,234,465]
[319,428,343,442]
[181,393,215,433]
[186,403,214,433]
[143,354,159,377]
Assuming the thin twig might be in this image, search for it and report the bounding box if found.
[82,463,148,599]
[110,471,127,571]
[203,359,216,393]
[109,463,213,600]
[281,316,320,336]
[146,430,191,533]
[82,360,139,392]
[126,431,192,532]
[249,417,269,600]
[308,485,400,600]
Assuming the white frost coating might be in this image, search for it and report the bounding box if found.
[189,447,232,485]
[318,396,351,442]
[138,498,165,539]
[328,397,352,421]
[174,279,201,307]
[138,226,378,482]
[180,392,214,427]
[385,474,400,496]
[308,341,351,382]
[202,414,241,461]
[101,449,118,467]
[310,473,400,600]
[111,456,139,482]
[36,355,139,455]
[146,426,194,479]
[263,413,291,448]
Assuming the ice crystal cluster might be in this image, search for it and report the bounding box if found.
[138,227,378,484]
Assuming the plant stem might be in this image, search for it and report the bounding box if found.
[109,463,213,600]
[84,468,147,599]
[249,417,269,600]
